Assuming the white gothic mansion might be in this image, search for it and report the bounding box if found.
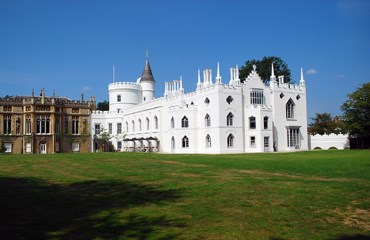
[91,56,308,154]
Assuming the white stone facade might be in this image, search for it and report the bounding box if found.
[308,134,349,150]
[91,58,308,154]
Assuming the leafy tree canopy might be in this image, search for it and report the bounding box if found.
[308,113,347,135]
[239,56,292,83]
[97,100,109,111]
[341,82,370,139]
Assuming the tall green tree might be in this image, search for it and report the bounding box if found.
[97,100,109,111]
[308,113,334,135]
[239,56,292,83]
[341,82,370,148]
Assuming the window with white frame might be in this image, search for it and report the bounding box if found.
[3,115,11,134]
[249,116,256,129]
[138,119,142,131]
[117,141,122,150]
[250,88,264,105]
[264,137,269,148]
[182,116,189,128]
[264,116,269,129]
[25,115,31,135]
[72,116,79,134]
[205,134,211,148]
[72,142,80,152]
[250,136,256,147]
[117,123,122,134]
[4,143,12,153]
[226,95,233,104]
[182,136,189,148]
[26,143,32,153]
[125,122,129,132]
[171,117,175,129]
[205,114,211,127]
[146,117,150,131]
[227,112,234,126]
[286,98,295,119]
[117,95,121,102]
[36,115,50,134]
[287,127,300,148]
[94,124,100,135]
[132,120,135,132]
[108,123,112,134]
[227,134,234,148]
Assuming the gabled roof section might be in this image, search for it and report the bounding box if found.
[140,54,155,83]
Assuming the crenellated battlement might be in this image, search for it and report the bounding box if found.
[108,81,141,91]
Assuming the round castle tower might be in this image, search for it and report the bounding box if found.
[108,54,156,112]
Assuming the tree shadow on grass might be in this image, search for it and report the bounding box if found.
[0,177,184,239]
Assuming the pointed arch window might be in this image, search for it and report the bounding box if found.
[264,116,269,129]
[146,117,150,131]
[132,120,135,132]
[171,117,175,129]
[72,116,79,134]
[204,97,210,105]
[227,112,234,126]
[182,136,189,148]
[154,116,158,129]
[286,98,295,119]
[205,134,211,148]
[227,134,234,148]
[125,121,129,132]
[205,114,211,127]
[138,119,142,131]
[182,116,189,128]
[171,136,175,149]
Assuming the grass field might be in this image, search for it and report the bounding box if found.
[0,150,369,240]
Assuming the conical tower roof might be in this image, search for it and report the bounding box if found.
[140,52,155,82]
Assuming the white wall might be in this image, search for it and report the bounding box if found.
[308,134,349,150]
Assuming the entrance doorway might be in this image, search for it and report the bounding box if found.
[40,143,47,154]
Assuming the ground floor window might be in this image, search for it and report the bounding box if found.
[182,136,189,148]
[4,143,12,153]
[117,141,122,150]
[264,137,269,148]
[205,134,211,148]
[171,137,175,149]
[287,127,300,148]
[72,142,80,152]
[26,143,32,153]
[250,136,256,147]
[227,134,234,148]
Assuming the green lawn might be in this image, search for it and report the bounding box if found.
[0,150,369,240]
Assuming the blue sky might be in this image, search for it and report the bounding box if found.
[1,0,369,120]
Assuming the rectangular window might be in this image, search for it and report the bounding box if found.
[26,143,32,153]
[72,142,80,152]
[4,143,12,153]
[36,115,50,134]
[117,123,122,134]
[72,116,79,134]
[95,124,100,135]
[287,128,300,148]
[249,117,256,129]
[264,117,269,129]
[117,141,122,150]
[250,136,256,147]
[3,115,12,134]
[108,123,112,134]
[250,88,264,105]
[264,137,269,147]
[26,117,32,135]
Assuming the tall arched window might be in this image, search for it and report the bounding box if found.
[205,134,211,148]
[154,116,158,129]
[125,121,129,132]
[138,119,142,131]
[146,117,150,131]
[171,136,175,149]
[182,136,189,148]
[182,116,189,128]
[249,116,256,129]
[264,116,269,129]
[205,114,211,127]
[286,98,295,119]
[171,117,175,129]
[132,120,135,132]
[227,112,234,126]
[227,134,234,148]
